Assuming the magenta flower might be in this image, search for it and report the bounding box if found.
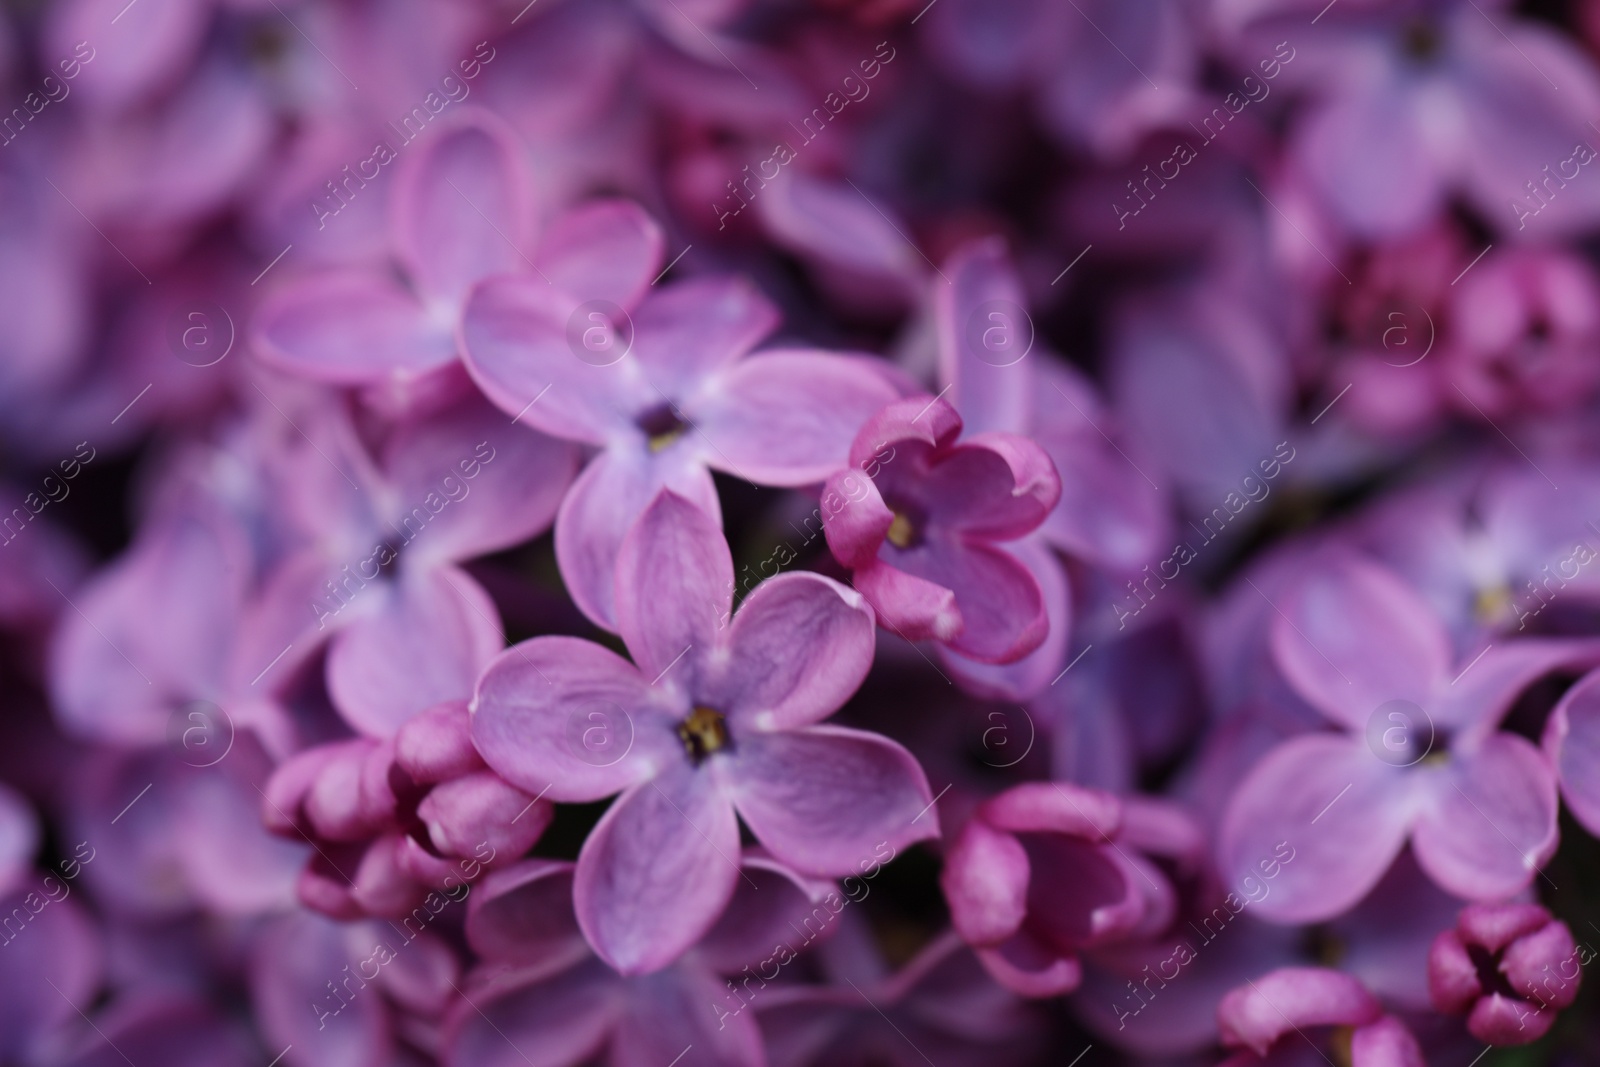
[263,700,551,920]
[821,395,1061,665]
[1429,901,1583,1045]
[935,237,1168,697]
[470,491,937,973]
[940,782,1151,997]
[1215,967,1423,1066]
[1219,551,1600,921]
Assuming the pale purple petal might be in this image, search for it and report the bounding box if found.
[470,635,683,802]
[536,199,664,307]
[1217,967,1381,1056]
[687,351,901,485]
[614,489,734,685]
[710,572,875,733]
[1270,554,1452,732]
[724,725,937,876]
[937,237,1033,436]
[1545,666,1600,836]
[611,963,767,1067]
[574,765,740,974]
[326,566,503,737]
[393,111,535,306]
[443,959,618,1067]
[555,446,721,631]
[1218,734,1414,924]
[1411,733,1558,901]
[895,541,1047,664]
[253,270,455,385]
[460,272,649,444]
[382,392,579,565]
[465,859,586,966]
[628,277,779,397]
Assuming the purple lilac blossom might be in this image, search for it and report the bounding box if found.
[6,0,1600,1063]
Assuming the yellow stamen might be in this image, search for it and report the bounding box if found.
[648,426,687,453]
[886,512,916,549]
[678,706,729,762]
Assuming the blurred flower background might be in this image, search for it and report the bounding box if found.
[5,0,1600,1063]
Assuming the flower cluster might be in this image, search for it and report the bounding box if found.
[4,0,1600,1065]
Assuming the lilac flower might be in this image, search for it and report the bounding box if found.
[1429,901,1583,1045]
[471,491,936,973]
[1232,0,1600,238]
[934,238,1168,697]
[1219,550,1600,921]
[940,781,1151,997]
[821,396,1061,666]
[264,388,576,737]
[1215,967,1423,1066]
[253,111,541,402]
[460,236,899,628]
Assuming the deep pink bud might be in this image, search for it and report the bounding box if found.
[1428,902,1586,1046]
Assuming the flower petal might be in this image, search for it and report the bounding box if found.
[536,199,663,308]
[1217,734,1414,924]
[1545,666,1600,836]
[575,766,741,974]
[939,535,1070,700]
[327,566,503,737]
[555,448,721,631]
[1412,733,1559,901]
[687,351,901,485]
[460,272,648,445]
[921,433,1061,540]
[471,635,682,803]
[615,489,734,687]
[612,962,767,1067]
[444,958,618,1067]
[1270,553,1452,732]
[629,277,779,398]
[896,541,1048,664]
[937,236,1034,437]
[821,467,895,569]
[942,818,1030,945]
[381,391,579,566]
[253,270,455,385]
[393,111,535,305]
[710,572,876,733]
[725,725,938,876]
[465,859,588,967]
[1217,967,1381,1056]
[852,559,962,644]
[250,912,392,1067]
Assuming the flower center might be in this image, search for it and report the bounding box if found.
[678,706,729,763]
[886,511,917,549]
[637,402,690,453]
[1402,18,1440,62]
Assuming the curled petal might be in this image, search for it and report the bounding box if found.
[1217,967,1382,1056]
